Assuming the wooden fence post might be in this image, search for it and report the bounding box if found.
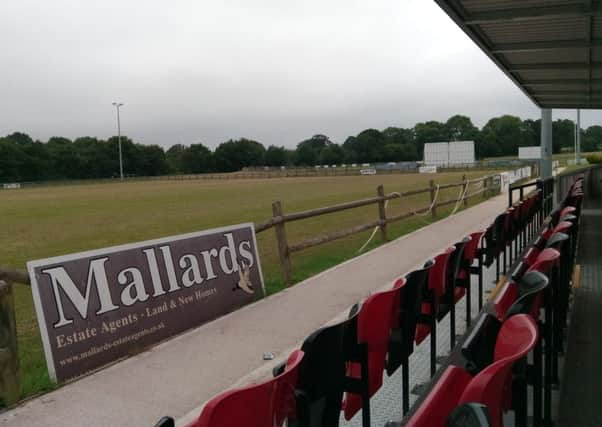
[272,201,293,286]
[0,281,19,407]
[376,185,388,241]
[483,176,489,199]
[429,179,437,218]
[462,174,469,207]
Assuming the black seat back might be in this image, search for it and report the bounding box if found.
[294,304,360,427]
[460,313,501,375]
[482,224,496,267]
[506,271,549,319]
[386,260,434,375]
[448,237,471,288]
[492,212,506,255]
[545,232,569,250]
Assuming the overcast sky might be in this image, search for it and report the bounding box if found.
[1,0,600,149]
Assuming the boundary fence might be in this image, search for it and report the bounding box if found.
[0,161,536,190]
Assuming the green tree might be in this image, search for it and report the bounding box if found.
[135,144,169,176]
[47,137,79,179]
[319,144,344,165]
[382,127,414,145]
[264,145,287,166]
[214,138,265,172]
[413,121,448,158]
[552,119,576,153]
[166,144,187,173]
[342,129,385,163]
[181,143,213,173]
[445,115,479,141]
[0,137,27,181]
[295,134,331,165]
[583,125,602,152]
[480,115,526,157]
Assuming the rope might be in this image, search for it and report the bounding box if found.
[357,185,440,254]
[357,192,400,254]
[449,180,470,216]
[415,184,440,217]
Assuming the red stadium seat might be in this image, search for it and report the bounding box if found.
[408,315,538,427]
[342,286,399,421]
[526,248,560,276]
[405,365,472,427]
[458,315,539,427]
[415,247,455,345]
[191,350,304,427]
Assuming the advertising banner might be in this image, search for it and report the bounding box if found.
[27,223,264,382]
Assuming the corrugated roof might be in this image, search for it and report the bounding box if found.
[435,0,602,109]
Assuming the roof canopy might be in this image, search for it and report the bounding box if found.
[435,0,602,109]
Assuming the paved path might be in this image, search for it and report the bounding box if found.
[1,194,508,427]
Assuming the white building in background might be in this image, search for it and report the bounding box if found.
[518,146,541,160]
[423,141,475,166]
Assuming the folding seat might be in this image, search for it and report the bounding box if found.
[190,349,304,427]
[387,260,434,413]
[282,305,360,427]
[457,231,486,317]
[504,272,549,427]
[465,273,547,427]
[405,365,473,427]
[439,237,471,350]
[457,315,539,427]
[484,212,507,280]
[504,271,549,320]
[552,220,572,236]
[407,315,538,427]
[342,286,400,425]
[415,248,454,376]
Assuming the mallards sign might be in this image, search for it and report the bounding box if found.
[27,223,264,382]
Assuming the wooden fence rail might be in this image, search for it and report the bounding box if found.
[255,173,501,284]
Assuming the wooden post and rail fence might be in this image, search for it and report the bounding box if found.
[0,173,500,406]
[254,173,499,284]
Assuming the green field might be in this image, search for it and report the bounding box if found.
[0,171,497,398]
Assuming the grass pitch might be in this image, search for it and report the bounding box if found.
[0,171,496,398]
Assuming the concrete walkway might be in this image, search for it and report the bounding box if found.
[1,194,508,427]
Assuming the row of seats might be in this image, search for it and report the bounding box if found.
[153,177,582,427]
[405,177,583,427]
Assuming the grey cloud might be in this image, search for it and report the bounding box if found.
[0,0,599,149]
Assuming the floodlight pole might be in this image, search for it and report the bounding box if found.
[112,102,124,180]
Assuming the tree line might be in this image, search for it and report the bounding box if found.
[1,114,601,182]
